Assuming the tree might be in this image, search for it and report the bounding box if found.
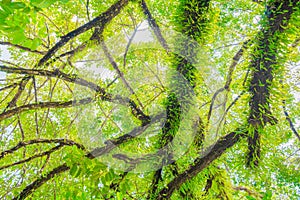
[0,0,299,199]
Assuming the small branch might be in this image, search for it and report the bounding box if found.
[87,112,164,158]
[207,40,251,125]
[99,36,144,108]
[123,23,142,67]
[0,65,150,124]
[207,87,225,124]
[45,22,50,48]
[0,41,46,55]
[0,83,18,92]
[0,98,93,121]
[0,145,63,170]
[0,59,18,67]
[32,77,39,136]
[1,138,86,159]
[13,164,70,200]
[86,0,91,22]
[0,84,17,105]
[140,0,170,52]
[46,40,88,66]
[283,100,300,142]
[5,77,31,109]
[39,12,64,35]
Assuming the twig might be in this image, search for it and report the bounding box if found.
[123,23,142,67]
[32,76,39,136]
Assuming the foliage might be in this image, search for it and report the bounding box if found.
[0,0,299,199]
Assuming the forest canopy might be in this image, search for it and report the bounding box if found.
[0,0,299,199]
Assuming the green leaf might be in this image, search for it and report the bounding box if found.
[0,9,9,19]
[59,0,69,3]
[246,196,256,200]
[11,29,26,44]
[69,165,78,177]
[116,192,123,200]
[0,4,13,14]
[74,167,81,178]
[1,0,11,4]
[30,0,58,8]
[9,2,26,9]
[262,190,272,200]
[30,38,42,50]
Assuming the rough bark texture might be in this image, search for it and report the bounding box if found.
[247,0,298,167]
[157,129,245,199]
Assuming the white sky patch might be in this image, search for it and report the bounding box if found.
[0,71,5,80]
[71,15,78,22]
[0,45,10,59]
[74,20,153,82]
[129,21,154,43]
[0,45,11,80]
[75,61,116,81]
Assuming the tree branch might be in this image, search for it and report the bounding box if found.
[0,145,63,170]
[38,0,129,66]
[207,39,251,125]
[0,98,93,121]
[0,65,150,124]
[12,112,164,200]
[13,164,70,200]
[99,35,144,108]
[283,100,300,142]
[233,186,263,199]
[247,0,298,167]
[157,128,246,199]
[0,41,46,55]
[140,0,170,52]
[1,138,86,159]
[6,77,31,108]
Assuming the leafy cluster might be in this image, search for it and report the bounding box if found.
[0,0,299,199]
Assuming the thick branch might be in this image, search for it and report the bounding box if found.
[247,0,298,166]
[147,0,211,197]
[157,128,246,199]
